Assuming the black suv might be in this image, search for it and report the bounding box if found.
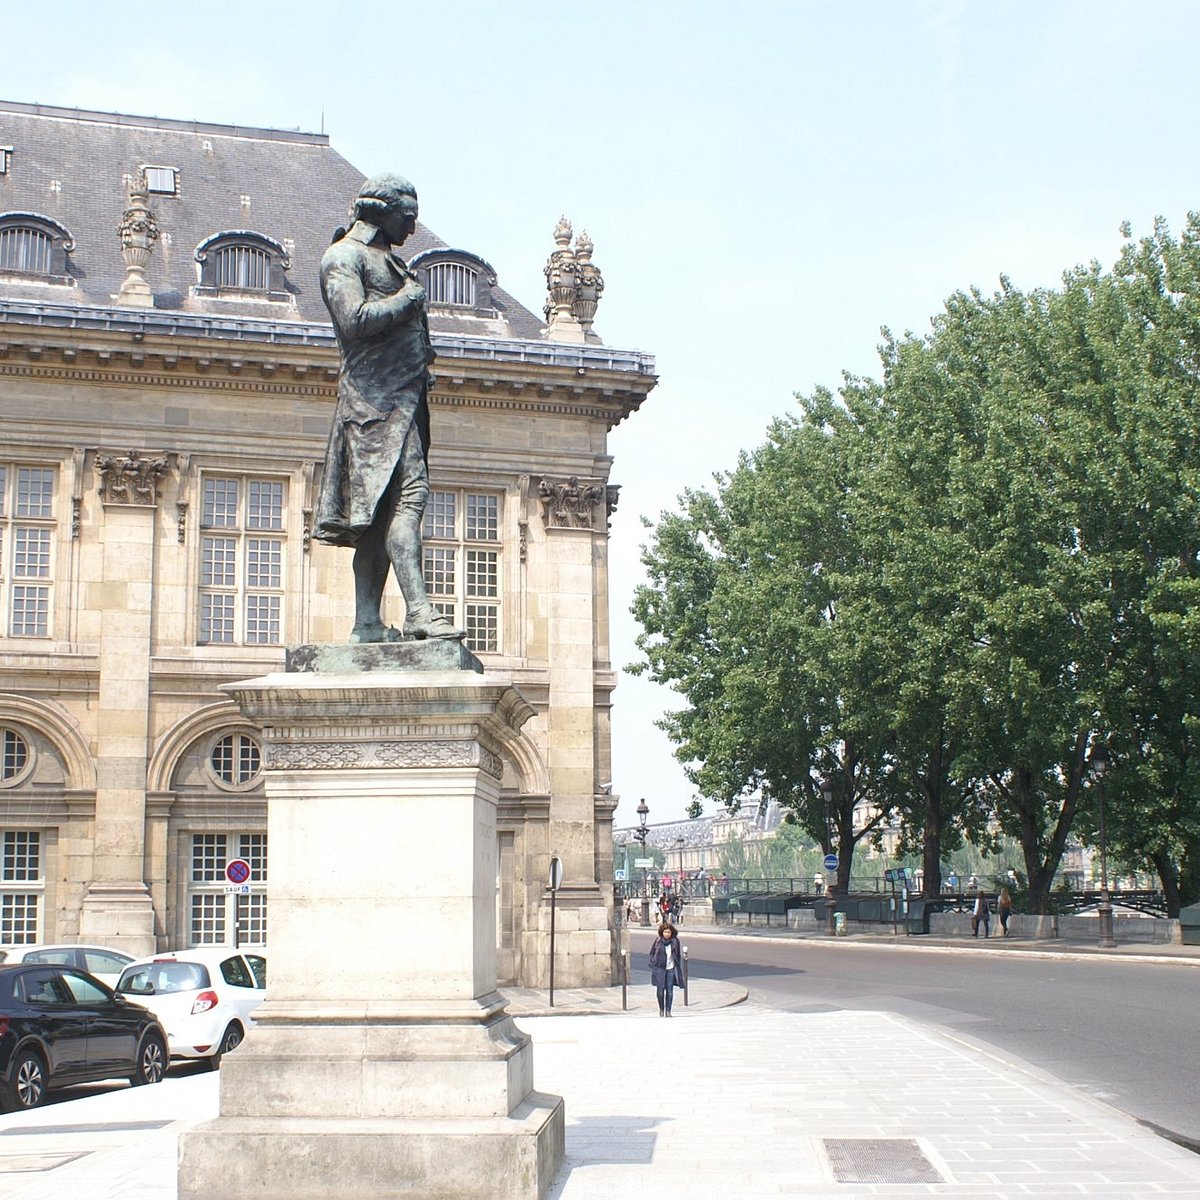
[0,963,167,1111]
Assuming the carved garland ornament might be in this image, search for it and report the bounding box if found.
[264,740,503,779]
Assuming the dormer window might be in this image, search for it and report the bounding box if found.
[410,249,497,316]
[141,165,178,196]
[194,231,291,300]
[428,262,478,307]
[0,213,75,283]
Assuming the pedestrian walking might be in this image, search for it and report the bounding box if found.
[998,886,1014,937]
[649,922,684,1016]
[972,889,991,938]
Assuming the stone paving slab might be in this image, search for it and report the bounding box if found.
[0,997,1195,1198]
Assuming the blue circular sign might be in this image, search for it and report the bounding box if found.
[225,858,251,885]
[823,854,838,872]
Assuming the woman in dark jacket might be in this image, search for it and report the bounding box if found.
[649,922,684,1016]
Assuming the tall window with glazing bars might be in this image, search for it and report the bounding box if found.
[1,830,40,944]
[189,832,267,945]
[422,490,500,652]
[198,476,285,644]
[0,465,55,638]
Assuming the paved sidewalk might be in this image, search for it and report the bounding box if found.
[0,973,1197,1197]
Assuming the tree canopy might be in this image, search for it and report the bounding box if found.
[631,214,1200,913]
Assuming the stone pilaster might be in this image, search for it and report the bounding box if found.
[78,466,165,954]
[526,481,612,987]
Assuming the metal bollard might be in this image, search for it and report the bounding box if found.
[621,948,627,1011]
[682,945,689,1007]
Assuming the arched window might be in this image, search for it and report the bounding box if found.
[0,213,74,281]
[209,732,262,788]
[194,232,290,299]
[1,728,29,782]
[427,261,478,307]
[410,249,497,315]
[214,244,271,291]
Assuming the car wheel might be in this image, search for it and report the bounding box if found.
[130,1033,167,1087]
[1,1049,46,1112]
[202,1022,243,1071]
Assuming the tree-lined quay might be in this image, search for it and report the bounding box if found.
[632,215,1200,916]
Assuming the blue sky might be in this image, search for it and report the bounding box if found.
[7,0,1200,825]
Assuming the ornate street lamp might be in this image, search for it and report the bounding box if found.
[820,776,836,935]
[635,798,650,922]
[1087,743,1116,948]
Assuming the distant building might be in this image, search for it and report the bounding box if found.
[0,99,656,986]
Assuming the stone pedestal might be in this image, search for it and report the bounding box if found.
[178,659,564,1200]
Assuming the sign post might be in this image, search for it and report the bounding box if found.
[548,857,563,1008]
[224,859,252,948]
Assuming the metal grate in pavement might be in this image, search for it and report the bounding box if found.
[0,1152,88,1173]
[0,1120,170,1136]
[823,1137,943,1184]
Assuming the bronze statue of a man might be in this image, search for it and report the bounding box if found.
[314,174,464,642]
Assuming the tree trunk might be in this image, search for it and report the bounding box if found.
[1153,848,1181,918]
[921,739,946,898]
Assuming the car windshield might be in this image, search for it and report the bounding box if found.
[118,961,210,995]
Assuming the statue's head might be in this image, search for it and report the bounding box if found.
[353,174,418,224]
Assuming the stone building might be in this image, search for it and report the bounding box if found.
[0,99,655,986]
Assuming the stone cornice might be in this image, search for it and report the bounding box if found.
[0,313,655,427]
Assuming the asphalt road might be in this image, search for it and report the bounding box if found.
[630,928,1200,1149]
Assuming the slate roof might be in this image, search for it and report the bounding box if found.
[0,100,546,338]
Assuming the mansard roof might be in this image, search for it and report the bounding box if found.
[0,99,545,338]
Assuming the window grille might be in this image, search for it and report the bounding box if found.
[198,475,286,645]
[214,244,271,291]
[210,734,262,787]
[0,226,51,274]
[191,893,226,944]
[3,832,39,881]
[422,490,501,653]
[1,831,41,944]
[192,833,227,882]
[427,261,478,306]
[188,831,267,946]
[1,729,28,781]
[0,465,56,638]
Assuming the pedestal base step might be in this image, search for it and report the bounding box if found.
[178,1093,564,1200]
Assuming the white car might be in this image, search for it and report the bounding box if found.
[0,943,134,988]
[115,947,266,1068]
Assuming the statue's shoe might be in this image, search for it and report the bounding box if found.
[402,608,467,640]
[349,622,402,643]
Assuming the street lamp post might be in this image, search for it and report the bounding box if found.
[635,798,650,925]
[820,776,836,936]
[1087,743,1116,949]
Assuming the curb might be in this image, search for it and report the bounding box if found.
[649,924,1200,967]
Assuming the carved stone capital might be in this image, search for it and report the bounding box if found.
[94,449,170,507]
[538,475,606,530]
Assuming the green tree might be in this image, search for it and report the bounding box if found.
[631,386,896,893]
[632,213,1200,913]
